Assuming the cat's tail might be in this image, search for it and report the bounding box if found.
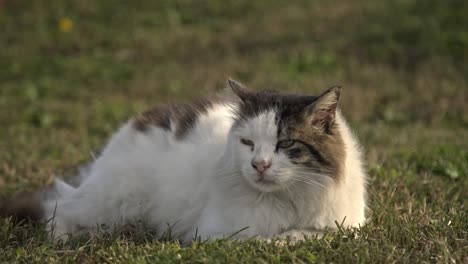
[0,190,44,222]
[0,163,91,223]
[0,178,76,223]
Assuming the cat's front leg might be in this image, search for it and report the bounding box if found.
[187,223,253,244]
[268,229,322,245]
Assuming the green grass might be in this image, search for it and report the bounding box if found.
[0,0,467,262]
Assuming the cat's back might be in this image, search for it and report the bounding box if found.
[131,96,236,146]
[93,96,237,181]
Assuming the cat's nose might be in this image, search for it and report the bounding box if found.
[251,159,272,173]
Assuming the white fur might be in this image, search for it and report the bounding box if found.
[42,103,367,243]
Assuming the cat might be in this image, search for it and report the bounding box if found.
[0,79,367,244]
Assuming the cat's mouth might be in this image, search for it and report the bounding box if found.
[249,175,282,192]
[242,171,281,192]
[255,177,276,185]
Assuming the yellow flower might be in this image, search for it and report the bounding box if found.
[59,17,74,33]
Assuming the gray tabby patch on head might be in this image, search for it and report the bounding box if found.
[228,79,318,125]
[228,79,346,180]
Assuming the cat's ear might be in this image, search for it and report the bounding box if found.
[226,78,249,101]
[304,86,342,132]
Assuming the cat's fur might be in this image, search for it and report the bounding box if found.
[0,79,367,243]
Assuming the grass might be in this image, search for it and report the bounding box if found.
[0,0,467,262]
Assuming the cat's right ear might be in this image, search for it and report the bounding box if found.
[227,78,249,101]
[304,86,342,132]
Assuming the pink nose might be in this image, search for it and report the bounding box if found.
[251,160,272,173]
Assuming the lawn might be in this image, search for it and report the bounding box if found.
[0,0,467,263]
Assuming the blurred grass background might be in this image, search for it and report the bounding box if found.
[0,0,467,262]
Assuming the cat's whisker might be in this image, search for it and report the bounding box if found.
[282,184,298,201]
[290,175,333,187]
[289,173,332,180]
[275,172,330,189]
[216,175,244,185]
[215,170,242,176]
[216,173,242,180]
[276,170,331,179]
[286,167,336,174]
[288,178,328,191]
[290,174,331,180]
[277,172,333,183]
[213,166,243,173]
[277,166,335,174]
[291,178,329,189]
[281,169,330,175]
[273,174,326,192]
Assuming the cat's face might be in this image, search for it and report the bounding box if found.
[227,79,345,193]
[231,110,297,192]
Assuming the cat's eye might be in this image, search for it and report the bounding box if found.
[240,138,254,149]
[277,140,295,149]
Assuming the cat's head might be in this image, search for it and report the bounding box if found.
[226,79,345,193]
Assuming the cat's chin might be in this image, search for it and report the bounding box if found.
[245,176,282,193]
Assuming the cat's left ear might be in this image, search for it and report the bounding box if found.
[304,86,342,132]
[227,78,249,101]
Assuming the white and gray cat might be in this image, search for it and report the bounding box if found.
[1,79,367,243]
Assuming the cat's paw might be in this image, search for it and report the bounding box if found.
[263,238,290,247]
[46,218,77,244]
[48,224,71,244]
[273,229,322,245]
